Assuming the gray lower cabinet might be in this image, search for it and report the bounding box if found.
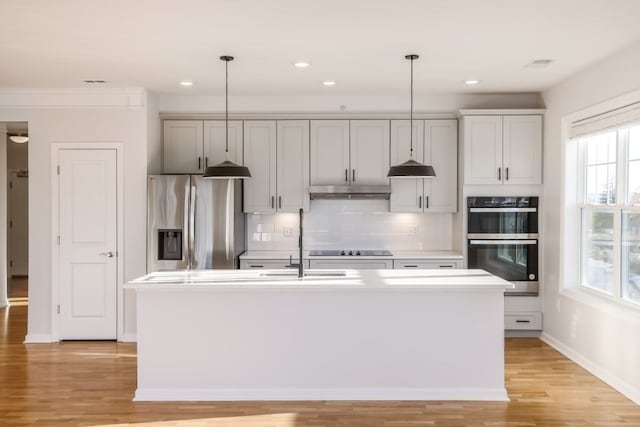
[393,259,462,269]
[240,259,310,269]
[309,259,393,269]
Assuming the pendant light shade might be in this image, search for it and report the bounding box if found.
[203,55,251,179]
[387,54,436,178]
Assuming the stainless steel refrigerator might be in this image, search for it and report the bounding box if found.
[147,175,245,272]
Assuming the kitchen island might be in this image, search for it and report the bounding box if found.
[126,269,513,401]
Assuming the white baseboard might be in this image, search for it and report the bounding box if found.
[120,333,137,342]
[541,332,640,405]
[23,333,54,343]
[134,387,509,402]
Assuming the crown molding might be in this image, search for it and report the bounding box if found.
[160,111,459,120]
[0,88,146,109]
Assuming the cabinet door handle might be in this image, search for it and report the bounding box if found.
[352,169,356,182]
[418,196,422,209]
[439,264,454,268]
[498,167,501,181]
[198,157,202,170]
[345,169,348,182]
[205,157,208,168]
[516,320,531,323]
[426,196,429,209]
[278,196,282,209]
[404,265,419,268]
[249,265,264,268]
[271,196,275,209]
[506,167,509,181]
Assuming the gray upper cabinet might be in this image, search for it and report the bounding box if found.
[310,120,351,185]
[243,120,310,213]
[310,120,390,186]
[203,120,243,169]
[163,120,204,173]
[390,119,458,212]
[462,114,542,185]
[163,119,244,173]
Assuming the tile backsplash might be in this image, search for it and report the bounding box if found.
[247,200,453,251]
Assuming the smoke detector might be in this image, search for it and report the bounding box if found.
[525,59,553,68]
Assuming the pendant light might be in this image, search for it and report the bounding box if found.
[387,54,436,178]
[203,56,251,179]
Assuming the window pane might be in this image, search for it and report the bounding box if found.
[582,209,614,293]
[629,125,640,160]
[585,163,616,204]
[585,131,616,165]
[622,211,640,304]
[584,131,617,205]
[629,125,640,205]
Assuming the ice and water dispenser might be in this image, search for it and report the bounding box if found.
[157,229,182,260]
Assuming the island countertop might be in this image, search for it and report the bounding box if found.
[126,268,514,291]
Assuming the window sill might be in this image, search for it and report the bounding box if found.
[559,286,640,325]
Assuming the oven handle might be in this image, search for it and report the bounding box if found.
[469,207,537,212]
[469,240,537,245]
[467,233,539,239]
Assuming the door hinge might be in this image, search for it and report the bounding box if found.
[9,220,12,228]
[9,260,13,267]
[57,304,60,314]
[9,181,12,190]
[57,235,60,245]
[57,165,60,175]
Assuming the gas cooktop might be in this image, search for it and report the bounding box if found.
[309,249,393,257]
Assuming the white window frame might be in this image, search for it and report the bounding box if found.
[564,97,640,310]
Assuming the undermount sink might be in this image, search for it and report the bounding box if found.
[259,271,347,278]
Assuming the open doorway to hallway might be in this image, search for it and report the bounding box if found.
[5,122,28,306]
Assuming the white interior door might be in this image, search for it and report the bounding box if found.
[58,149,117,340]
[8,170,29,276]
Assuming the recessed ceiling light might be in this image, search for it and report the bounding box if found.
[83,80,107,84]
[322,80,336,86]
[180,81,194,86]
[293,61,310,68]
[464,80,480,85]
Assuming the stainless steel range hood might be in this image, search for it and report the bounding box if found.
[309,185,392,200]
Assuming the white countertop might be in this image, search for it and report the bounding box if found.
[126,268,512,291]
[239,250,463,260]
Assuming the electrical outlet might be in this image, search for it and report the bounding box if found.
[283,225,295,237]
[407,224,418,236]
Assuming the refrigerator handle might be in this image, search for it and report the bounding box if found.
[182,178,191,269]
[189,183,197,269]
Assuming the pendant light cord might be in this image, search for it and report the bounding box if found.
[225,58,229,159]
[410,56,414,159]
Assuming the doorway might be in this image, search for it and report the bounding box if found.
[5,122,29,306]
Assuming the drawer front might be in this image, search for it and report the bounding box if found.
[504,312,542,330]
[240,259,310,270]
[393,259,462,269]
[309,259,392,270]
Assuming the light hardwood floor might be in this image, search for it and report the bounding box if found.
[1,295,639,426]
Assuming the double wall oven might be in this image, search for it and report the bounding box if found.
[467,197,539,295]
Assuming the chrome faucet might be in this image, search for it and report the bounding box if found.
[287,208,305,278]
[298,208,304,278]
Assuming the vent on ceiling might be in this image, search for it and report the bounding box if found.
[525,59,553,68]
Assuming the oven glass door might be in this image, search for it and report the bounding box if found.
[467,239,538,282]
[467,208,538,235]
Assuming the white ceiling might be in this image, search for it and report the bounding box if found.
[1,0,640,96]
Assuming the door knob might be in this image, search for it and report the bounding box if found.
[99,251,114,258]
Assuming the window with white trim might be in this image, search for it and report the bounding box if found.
[572,103,640,305]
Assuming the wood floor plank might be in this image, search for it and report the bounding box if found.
[1,298,639,426]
